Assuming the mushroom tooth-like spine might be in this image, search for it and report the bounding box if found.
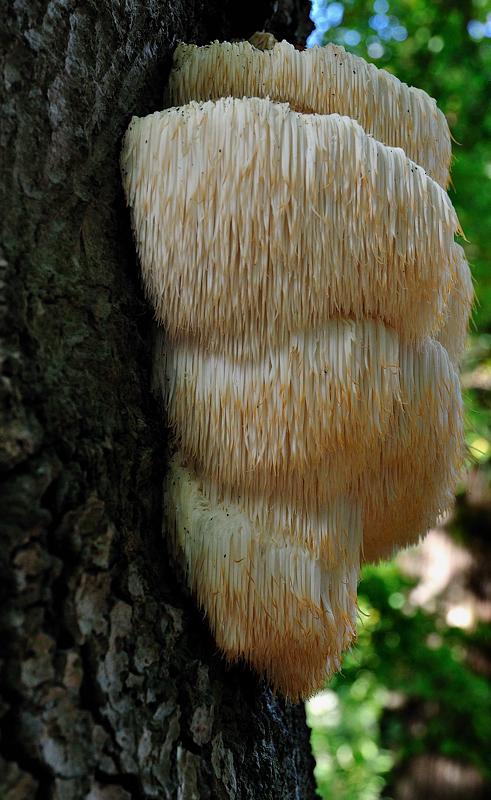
[166,38,451,187]
[159,326,464,564]
[157,320,402,499]
[361,338,465,561]
[165,456,361,701]
[121,99,461,357]
[435,244,474,365]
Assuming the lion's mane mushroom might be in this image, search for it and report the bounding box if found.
[121,38,472,700]
[164,454,361,698]
[123,98,465,357]
[166,37,452,187]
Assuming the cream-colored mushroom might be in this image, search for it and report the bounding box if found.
[436,244,474,364]
[166,38,451,187]
[121,98,463,357]
[121,40,471,700]
[157,323,463,519]
[165,455,361,700]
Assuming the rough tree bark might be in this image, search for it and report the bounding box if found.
[0,2,316,799]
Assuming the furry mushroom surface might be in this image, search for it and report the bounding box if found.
[121,98,465,358]
[165,455,361,699]
[166,38,452,187]
[121,38,472,700]
[157,324,463,523]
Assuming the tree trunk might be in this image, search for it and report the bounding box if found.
[0,2,316,798]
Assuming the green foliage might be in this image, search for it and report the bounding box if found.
[464,334,491,466]
[308,565,491,799]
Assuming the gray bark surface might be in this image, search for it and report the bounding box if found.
[0,1,316,798]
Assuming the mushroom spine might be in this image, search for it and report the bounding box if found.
[121,36,472,700]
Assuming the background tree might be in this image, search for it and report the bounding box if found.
[0,3,318,799]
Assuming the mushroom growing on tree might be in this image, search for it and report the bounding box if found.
[121,36,473,700]
[166,37,452,187]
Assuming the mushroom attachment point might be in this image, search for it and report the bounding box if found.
[121,36,472,701]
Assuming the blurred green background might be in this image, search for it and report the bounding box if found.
[306,2,491,798]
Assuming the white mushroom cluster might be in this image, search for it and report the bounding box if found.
[167,38,451,187]
[121,36,473,700]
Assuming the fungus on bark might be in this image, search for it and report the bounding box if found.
[121,37,472,700]
[123,98,463,356]
[166,38,452,187]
